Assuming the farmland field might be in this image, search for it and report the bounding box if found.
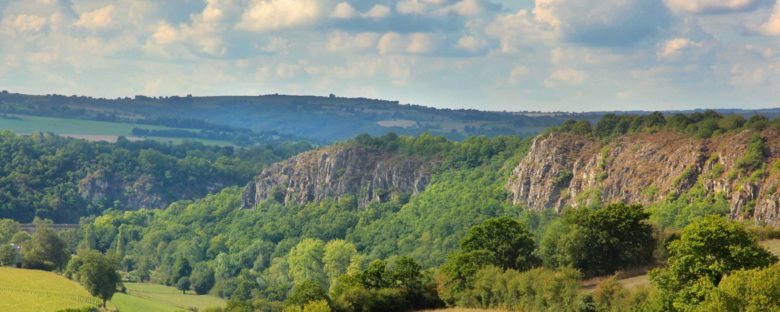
[0,267,100,312]
[0,114,235,146]
[112,282,226,312]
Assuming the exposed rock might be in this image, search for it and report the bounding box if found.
[507,129,780,224]
[242,144,433,209]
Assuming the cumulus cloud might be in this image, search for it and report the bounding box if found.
[327,31,377,52]
[664,0,765,14]
[544,68,587,87]
[73,5,116,30]
[658,37,701,59]
[509,65,529,84]
[407,33,436,53]
[455,35,485,52]
[331,2,357,19]
[533,0,671,47]
[237,0,328,32]
[152,21,179,45]
[759,1,780,35]
[364,5,391,19]
[5,14,49,33]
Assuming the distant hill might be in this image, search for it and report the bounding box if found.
[0,91,595,143]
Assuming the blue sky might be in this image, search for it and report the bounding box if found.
[1,0,780,112]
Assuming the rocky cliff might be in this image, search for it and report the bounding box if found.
[507,129,780,224]
[242,144,433,209]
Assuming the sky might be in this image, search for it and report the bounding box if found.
[1,0,780,112]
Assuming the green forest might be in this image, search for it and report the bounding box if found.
[2,111,780,311]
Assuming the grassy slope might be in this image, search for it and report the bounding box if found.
[0,268,224,312]
[615,239,780,290]
[0,267,100,312]
[0,114,234,146]
[120,283,225,311]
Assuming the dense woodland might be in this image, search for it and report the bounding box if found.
[2,112,780,311]
[0,131,310,223]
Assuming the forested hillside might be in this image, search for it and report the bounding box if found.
[4,111,780,311]
[0,131,310,223]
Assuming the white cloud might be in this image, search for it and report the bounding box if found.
[532,0,670,47]
[5,14,48,33]
[331,2,357,19]
[152,22,179,45]
[378,32,405,54]
[455,35,485,52]
[729,63,767,86]
[237,0,327,32]
[364,5,391,19]
[73,5,116,30]
[760,1,780,35]
[327,31,377,52]
[509,65,529,84]
[396,0,428,15]
[544,68,587,87]
[407,33,436,54]
[658,37,700,59]
[664,0,762,14]
[442,0,483,16]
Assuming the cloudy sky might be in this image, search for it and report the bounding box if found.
[1,0,780,112]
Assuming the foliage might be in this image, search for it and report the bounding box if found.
[539,204,655,276]
[0,131,307,222]
[459,216,538,271]
[176,277,191,294]
[191,263,217,295]
[650,216,777,311]
[698,262,780,311]
[554,111,779,140]
[647,185,730,229]
[285,280,329,307]
[22,224,69,271]
[463,265,582,311]
[77,250,121,308]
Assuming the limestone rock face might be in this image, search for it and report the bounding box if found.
[507,129,780,224]
[242,144,433,209]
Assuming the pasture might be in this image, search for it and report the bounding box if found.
[0,267,100,312]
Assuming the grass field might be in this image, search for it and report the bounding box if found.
[0,267,100,312]
[0,114,235,146]
[111,282,226,312]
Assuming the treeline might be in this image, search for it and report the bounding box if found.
[0,131,310,222]
[556,110,779,139]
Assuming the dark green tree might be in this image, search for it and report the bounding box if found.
[285,279,329,306]
[78,251,120,308]
[171,257,192,285]
[459,216,538,270]
[176,277,191,294]
[22,225,69,271]
[190,263,216,295]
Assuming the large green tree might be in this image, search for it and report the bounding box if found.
[540,203,655,276]
[650,216,777,311]
[22,225,69,271]
[190,263,216,295]
[459,216,538,271]
[78,251,121,308]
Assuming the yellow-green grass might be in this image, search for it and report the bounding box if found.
[110,292,183,312]
[0,267,100,312]
[0,114,235,146]
[115,282,226,312]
